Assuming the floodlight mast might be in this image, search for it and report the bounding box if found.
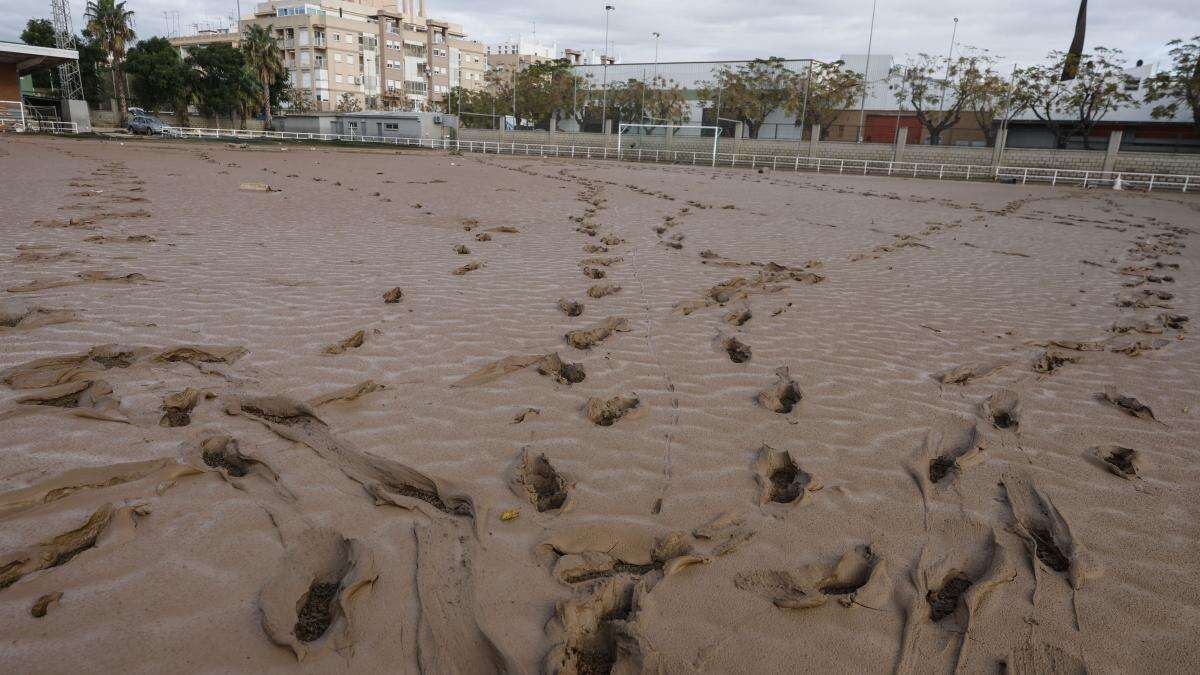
[51,0,84,101]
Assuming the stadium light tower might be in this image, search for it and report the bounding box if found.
[50,0,84,101]
[600,5,614,135]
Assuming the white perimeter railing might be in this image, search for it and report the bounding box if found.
[23,119,79,134]
[146,125,1199,193]
[0,100,78,134]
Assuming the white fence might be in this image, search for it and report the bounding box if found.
[148,125,1199,193]
[0,100,79,134]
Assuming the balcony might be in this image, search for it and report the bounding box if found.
[282,38,294,48]
[314,69,329,83]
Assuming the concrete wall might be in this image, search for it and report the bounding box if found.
[90,109,266,130]
[458,128,1200,177]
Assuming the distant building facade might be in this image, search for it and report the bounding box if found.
[486,36,608,82]
[168,0,486,112]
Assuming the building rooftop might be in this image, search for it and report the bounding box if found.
[0,42,79,76]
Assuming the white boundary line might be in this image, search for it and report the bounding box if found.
[146,125,1198,193]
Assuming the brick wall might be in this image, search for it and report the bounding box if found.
[0,63,20,101]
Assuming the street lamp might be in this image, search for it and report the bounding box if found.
[600,5,614,135]
[855,0,878,143]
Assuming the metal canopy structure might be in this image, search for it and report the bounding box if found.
[0,42,81,77]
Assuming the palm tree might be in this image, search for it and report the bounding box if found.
[241,24,284,129]
[85,0,135,125]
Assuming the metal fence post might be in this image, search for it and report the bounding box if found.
[1022,167,1029,185]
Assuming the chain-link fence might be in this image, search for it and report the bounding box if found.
[558,59,1198,154]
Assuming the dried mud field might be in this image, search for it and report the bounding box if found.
[1,134,1199,674]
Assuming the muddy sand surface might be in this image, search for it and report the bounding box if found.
[1,135,1199,673]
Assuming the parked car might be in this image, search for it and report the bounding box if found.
[127,114,178,137]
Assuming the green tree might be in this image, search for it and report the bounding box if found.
[958,59,1022,146]
[241,24,285,129]
[788,60,861,140]
[336,92,362,112]
[187,43,252,126]
[1144,36,1200,134]
[697,57,795,138]
[125,37,187,114]
[281,85,315,114]
[20,19,58,90]
[77,29,111,109]
[892,50,1000,145]
[85,0,136,124]
[605,75,691,126]
[1017,47,1132,149]
[446,86,502,128]
[21,18,57,47]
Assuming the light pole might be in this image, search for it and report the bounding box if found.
[650,31,661,122]
[797,59,813,146]
[937,17,959,113]
[933,17,959,145]
[600,5,614,135]
[652,31,660,80]
[855,0,877,143]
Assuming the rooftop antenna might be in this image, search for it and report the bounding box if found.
[50,0,84,100]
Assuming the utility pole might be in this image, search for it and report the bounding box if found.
[856,0,878,143]
[600,5,614,135]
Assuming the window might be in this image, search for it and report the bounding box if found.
[385,123,399,130]
[333,33,341,42]
[334,53,343,63]
[336,74,344,83]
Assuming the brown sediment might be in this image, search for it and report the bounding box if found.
[565,317,631,349]
[586,393,640,426]
[756,367,801,413]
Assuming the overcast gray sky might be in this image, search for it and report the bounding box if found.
[2,0,1195,68]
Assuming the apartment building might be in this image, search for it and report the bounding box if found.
[169,29,240,59]
[374,2,486,110]
[169,0,484,112]
[247,1,379,110]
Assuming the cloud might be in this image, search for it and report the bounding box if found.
[1,0,1191,69]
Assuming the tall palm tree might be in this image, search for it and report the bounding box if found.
[241,24,284,129]
[85,0,135,125]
